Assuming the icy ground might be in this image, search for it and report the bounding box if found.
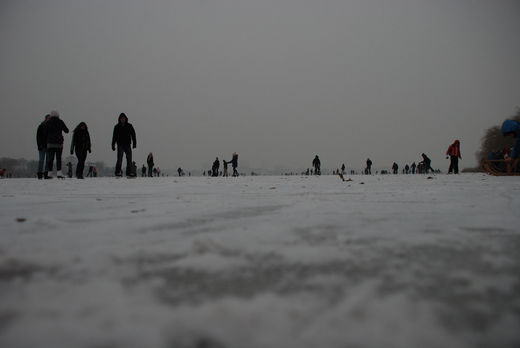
[0,174,519,348]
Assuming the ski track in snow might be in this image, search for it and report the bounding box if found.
[0,174,519,348]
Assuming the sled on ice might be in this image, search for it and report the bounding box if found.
[481,159,520,176]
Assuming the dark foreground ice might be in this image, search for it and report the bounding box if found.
[0,174,519,348]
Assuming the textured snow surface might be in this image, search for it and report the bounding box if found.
[0,174,519,348]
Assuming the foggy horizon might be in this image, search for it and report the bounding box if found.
[1,0,519,174]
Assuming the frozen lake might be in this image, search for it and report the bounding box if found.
[0,174,519,348]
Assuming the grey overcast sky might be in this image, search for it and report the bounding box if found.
[1,0,519,173]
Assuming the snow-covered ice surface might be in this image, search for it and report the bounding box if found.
[1,174,519,348]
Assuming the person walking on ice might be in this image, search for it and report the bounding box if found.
[36,114,50,179]
[147,152,154,177]
[312,155,321,175]
[111,113,136,177]
[365,158,372,175]
[46,110,69,179]
[70,122,91,179]
[230,152,239,177]
[446,140,462,174]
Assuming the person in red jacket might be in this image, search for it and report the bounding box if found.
[446,140,462,174]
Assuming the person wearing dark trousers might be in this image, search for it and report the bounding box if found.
[36,114,50,179]
[111,113,136,177]
[46,110,69,179]
[446,140,462,174]
[312,155,321,175]
[70,122,91,179]
[392,162,399,174]
[230,152,239,177]
[212,158,220,177]
[366,158,372,175]
[147,153,154,177]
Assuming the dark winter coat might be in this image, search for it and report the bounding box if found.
[46,116,69,146]
[36,121,48,150]
[112,113,136,148]
[70,123,91,154]
[212,159,220,170]
[147,154,154,167]
[230,154,238,168]
[312,156,321,168]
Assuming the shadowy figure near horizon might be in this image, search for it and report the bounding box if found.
[312,155,321,175]
[365,158,372,175]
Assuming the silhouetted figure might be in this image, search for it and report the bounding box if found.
[178,167,183,177]
[230,153,239,177]
[420,153,434,174]
[70,122,91,179]
[141,165,146,177]
[341,163,345,175]
[36,114,50,179]
[392,162,399,174]
[212,157,220,177]
[404,164,410,174]
[46,110,69,179]
[365,158,372,175]
[146,152,154,177]
[111,113,136,177]
[411,162,416,174]
[312,155,321,175]
[446,140,462,174]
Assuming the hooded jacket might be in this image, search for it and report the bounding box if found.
[501,120,520,137]
[446,140,461,159]
[46,116,69,146]
[112,113,136,148]
[36,120,48,150]
[71,122,91,154]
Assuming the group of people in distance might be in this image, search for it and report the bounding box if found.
[210,153,239,177]
[35,111,519,179]
[36,111,137,179]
